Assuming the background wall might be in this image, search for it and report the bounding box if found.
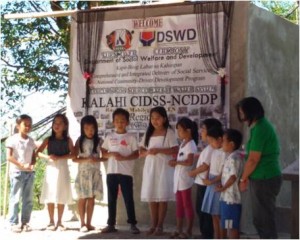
[242,3,299,234]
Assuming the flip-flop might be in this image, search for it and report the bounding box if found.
[46,223,56,231]
[80,226,89,233]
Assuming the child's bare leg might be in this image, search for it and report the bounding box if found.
[149,202,158,228]
[78,199,87,227]
[176,217,183,234]
[86,197,95,230]
[229,228,240,239]
[186,216,194,236]
[220,228,227,239]
[47,203,55,224]
[56,204,65,227]
[157,201,167,229]
[212,215,221,239]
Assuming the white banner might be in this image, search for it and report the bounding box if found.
[68,13,229,139]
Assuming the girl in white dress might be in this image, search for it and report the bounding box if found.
[73,115,104,232]
[139,106,179,236]
[37,114,75,231]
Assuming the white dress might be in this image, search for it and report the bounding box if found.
[140,128,178,202]
[40,138,73,204]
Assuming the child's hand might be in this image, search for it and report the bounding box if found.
[189,169,197,177]
[168,160,177,167]
[139,149,147,158]
[114,153,124,161]
[148,148,159,155]
[203,179,212,186]
[90,156,99,162]
[49,154,58,162]
[81,157,93,163]
[22,163,34,171]
[109,152,123,160]
[215,184,225,192]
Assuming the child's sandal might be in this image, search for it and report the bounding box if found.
[169,231,180,238]
[46,223,56,231]
[146,227,156,235]
[154,227,164,236]
[178,232,189,239]
[179,232,193,239]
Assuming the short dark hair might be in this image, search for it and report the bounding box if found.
[207,127,224,139]
[16,114,32,125]
[236,97,264,126]
[113,108,130,122]
[201,118,222,131]
[224,129,243,150]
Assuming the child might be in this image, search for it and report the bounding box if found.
[101,108,140,234]
[36,114,75,231]
[201,126,226,239]
[189,118,222,239]
[139,106,179,235]
[215,129,243,239]
[6,114,36,233]
[169,117,198,238]
[73,115,103,232]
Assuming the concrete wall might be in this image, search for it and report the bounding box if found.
[244,3,299,235]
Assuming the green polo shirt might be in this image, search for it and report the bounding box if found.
[246,117,281,179]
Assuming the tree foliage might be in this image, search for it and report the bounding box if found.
[1,1,87,106]
[1,0,129,100]
[0,1,120,133]
[252,0,299,24]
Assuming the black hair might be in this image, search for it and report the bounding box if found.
[49,114,69,141]
[236,97,264,126]
[201,118,222,131]
[176,117,199,145]
[16,114,32,125]
[113,108,130,122]
[144,106,171,147]
[79,115,99,153]
[224,129,243,150]
[207,126,224,139]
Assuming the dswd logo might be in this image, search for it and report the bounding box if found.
[140,31,155,46]
[106,29,134,51]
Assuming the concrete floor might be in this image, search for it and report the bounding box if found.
[0,205,290,240]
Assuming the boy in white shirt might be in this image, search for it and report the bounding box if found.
[215,129,243,239]
[101,108,140,234]
[6,114,36,233]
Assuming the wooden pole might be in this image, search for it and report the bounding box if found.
[3,1,185,20]
[2,123,13,219]
[3,160,9,219]
[3,9,77,19]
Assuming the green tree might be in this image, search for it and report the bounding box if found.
[1,1,121,129]
[252,0,299,24]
